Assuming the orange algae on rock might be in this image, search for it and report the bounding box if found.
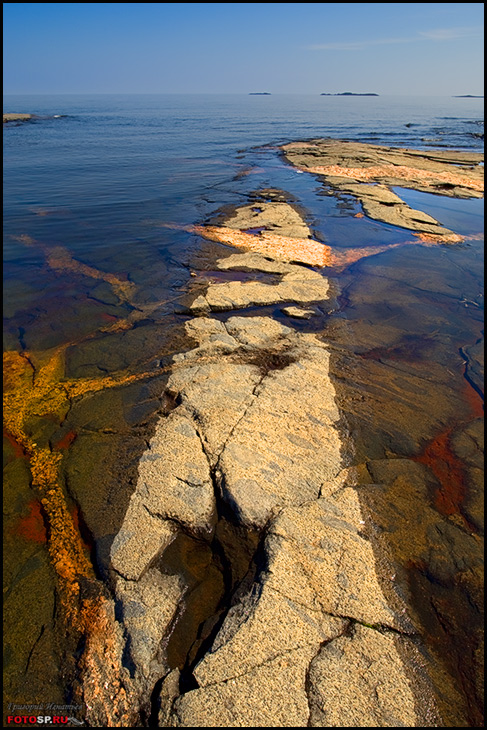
[301,163,484,194]
[77,596,139,726]
[191,224,333,267]
[413,231,465,244]
[3,343,157,714]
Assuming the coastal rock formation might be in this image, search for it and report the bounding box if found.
[282,139,483,240]
[192,225,331,267]
[188,252,329,313]
[223,201,312,239]
[103,194,441,725]
[189,194,332,267]
[109,313,436,726]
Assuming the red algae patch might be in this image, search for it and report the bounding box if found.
[4,429,26,459]
[413,375,483,526]
[15,499,48,544]
[53,428,78,451]
[414,428,468,521]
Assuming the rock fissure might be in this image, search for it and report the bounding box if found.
[213,371,268,468]
[189,643,324,691]
[304,622,353,727]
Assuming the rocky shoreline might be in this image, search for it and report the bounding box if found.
[78,183,451,726]
[65,140,483,726]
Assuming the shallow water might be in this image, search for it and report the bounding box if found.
[3,94,484,725]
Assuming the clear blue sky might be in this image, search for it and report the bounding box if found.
[3,3,484,95]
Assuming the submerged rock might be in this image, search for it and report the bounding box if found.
[281,305,315,319]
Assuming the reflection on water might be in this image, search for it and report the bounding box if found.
[3,95,484,725]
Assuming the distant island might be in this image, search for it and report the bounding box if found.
[249,92,271,95]
[321,92,378,96]
[453,95,483,98]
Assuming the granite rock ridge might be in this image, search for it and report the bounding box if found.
[96,193,441,726]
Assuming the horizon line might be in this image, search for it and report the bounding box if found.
[3,91,484,97]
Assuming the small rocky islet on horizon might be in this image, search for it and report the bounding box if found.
[320,92,379,96]
[3,113,34,123]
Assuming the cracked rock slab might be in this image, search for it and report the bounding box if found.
[307,624,420,727]
[193,583,346,688]
[223,201,313,239]
[137,411,216,533]
[114,568,184,682]
[172,647,315,728]
[265,488,406,630]
[189,255,329,313]
[110,411,216,582]
[171,316,342,530]
[216,251,298,275]
[171,484,419,727]
[110,495,177,581]
[217,346,342,528]
[110,311,432,727]
[167,362,262,467]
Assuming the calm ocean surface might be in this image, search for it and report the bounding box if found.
[3,94,484,348]
[3,94,484,724]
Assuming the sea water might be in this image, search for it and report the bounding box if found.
[3,94,484,723]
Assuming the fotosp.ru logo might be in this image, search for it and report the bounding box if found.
[6,718,84,726]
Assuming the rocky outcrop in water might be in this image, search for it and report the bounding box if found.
[3,113,33,123]
[109,311,437,726]
[282,139,484,240]
[101,195,441,726]
[320,92,379,96]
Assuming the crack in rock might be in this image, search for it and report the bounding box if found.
[106,305,438,726]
